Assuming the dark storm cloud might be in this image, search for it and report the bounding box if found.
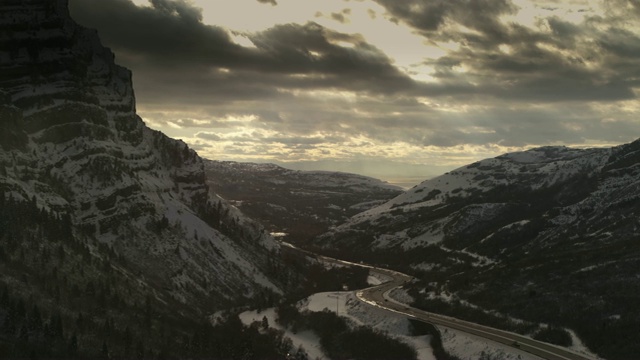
[605,0,640,17]
[127,67,291,106]
[373,0,517,40]
[68,0,640,161]
[598,27,640,59]
[331,12,348,23]
[330,8,351,24]
[546,16,581,40]
[421,37,636,102]
[69,0,640,106]
[257,0,278,6]
[246,22,415,92]
[69,0,245,68]
[69,0,415,97]
[195,132,222,141]
[370,0,640,102]
[149,0,202,23]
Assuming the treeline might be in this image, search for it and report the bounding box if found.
[276,304,417,360]
[0,282,298,359]
[0,191,299,359]
[0,284,91,359]
[273,248,370,303]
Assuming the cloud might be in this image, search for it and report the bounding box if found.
[331,12,348,23]
[330,8,351,24]
[70,0,640,106]
[373,0,516,36]
[67,0,640,178]
[149,0,202,23]
[263,134,348,146]
[70,0,414,96]
[195,132,222,141]
[69,0,246,69]
[370,0,640,102]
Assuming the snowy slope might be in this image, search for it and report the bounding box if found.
[353,146,610,222]
[320,144,612,254]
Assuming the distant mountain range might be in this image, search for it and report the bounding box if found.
[314,142,640,359]
[204,160,402,244]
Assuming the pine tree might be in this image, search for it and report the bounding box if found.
[76,312,85,331]
[28,304,42,332]
[0,284,8,306]
[68,333,78,358]
[123,326,132,356]
[102,318,112,339]
[135,340,145,360]
[51,313,64,339]
[100,341,109,359]
[15,299,26,319]
[144,295,152,329]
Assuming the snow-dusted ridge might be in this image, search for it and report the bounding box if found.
[354,145,611,223]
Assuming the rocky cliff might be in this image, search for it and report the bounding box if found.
[0,0,286,312]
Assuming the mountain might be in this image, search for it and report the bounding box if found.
[204,160,403,243]
[315,142,640,359]
[0,1,297,356]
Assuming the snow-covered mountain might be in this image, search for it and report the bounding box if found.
[318,145,613,252]
[0,0,286,312]
[316,142,640,359]
[204,160,402,243]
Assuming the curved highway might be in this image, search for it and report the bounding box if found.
[357,267,595,360]
[279,241,596,360]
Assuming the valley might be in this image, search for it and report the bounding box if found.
[280,241,598,360]
[204,160,403,244]
[309,144,640,359]
[1,1,639,359]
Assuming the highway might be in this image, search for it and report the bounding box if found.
[279,241,597,360]
[357,267,596,360]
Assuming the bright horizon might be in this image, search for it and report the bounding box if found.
[69,0,640,183]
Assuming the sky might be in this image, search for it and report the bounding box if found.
[69,0,640,186]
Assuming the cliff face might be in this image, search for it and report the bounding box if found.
[1,0,135,124]
[0,0,285,311]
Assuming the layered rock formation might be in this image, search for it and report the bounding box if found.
[0,0,286,311]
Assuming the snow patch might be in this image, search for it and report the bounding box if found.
[367,275,383,286]
[240,291,436,360]
[239,308,327,360]
[565,328,603,359]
